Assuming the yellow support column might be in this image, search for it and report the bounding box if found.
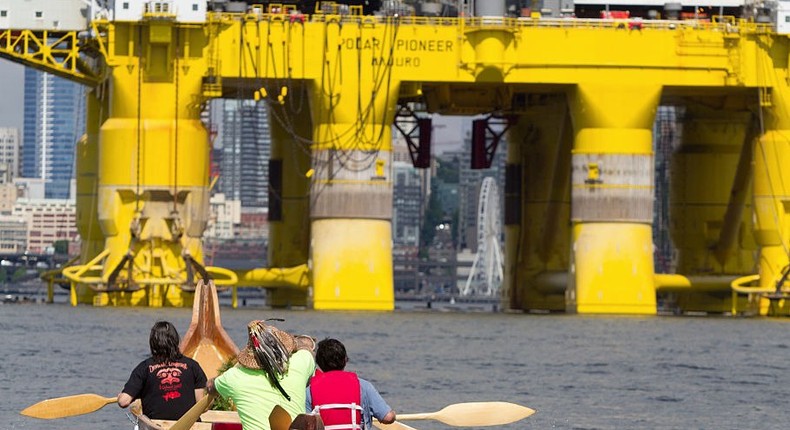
[311,216,394,310]
[733,43,790,316]
[670,104,756,313]
[504,119,524,311]
[568,83,660,314]
[309,132,394,309]
[72,90,106,305]
[267,91,313,307]
[754,113,790,315]
[505,97,571,312]
[308,108,395,311]
[95,23,210,306]
[306,23,397,311]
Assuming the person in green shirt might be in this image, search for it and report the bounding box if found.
[207,320,316,430]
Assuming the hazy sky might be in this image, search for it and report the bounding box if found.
[432,115,467,152]
[0,59,25,131]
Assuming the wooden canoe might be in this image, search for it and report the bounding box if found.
[136,411,412,430]
[136,410,327,430]
[135,410,241,430]
[179,279,240,379]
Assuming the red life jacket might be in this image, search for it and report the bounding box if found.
[310,370,363,430]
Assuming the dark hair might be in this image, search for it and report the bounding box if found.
[316,338,348,371]
[149,321,182,363]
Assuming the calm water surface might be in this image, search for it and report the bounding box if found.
[1,303,789,430]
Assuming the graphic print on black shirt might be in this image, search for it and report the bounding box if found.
[122,357,207,420]
[151,361,187,402]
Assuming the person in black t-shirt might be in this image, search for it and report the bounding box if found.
[118,321,208,420]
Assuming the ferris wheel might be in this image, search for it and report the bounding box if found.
[462,177,504,297]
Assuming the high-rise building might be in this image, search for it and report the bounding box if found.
[0,127,20,184]
[393,160,423,247]
[22,69,86,199]
[0,128,22,213]
[391,133,432,291]
[392,134,429,247]
[433,152,461,218]
[212,99,271,209]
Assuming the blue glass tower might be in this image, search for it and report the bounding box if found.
[22,68,86,199]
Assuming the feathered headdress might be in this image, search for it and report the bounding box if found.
[236,319,297,401]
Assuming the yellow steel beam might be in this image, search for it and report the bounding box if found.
[0,29,101,85]
[210,16,771,90]
[0,16,778,104]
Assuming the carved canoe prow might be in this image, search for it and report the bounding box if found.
[179,279,240,379]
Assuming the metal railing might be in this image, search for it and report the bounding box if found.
[209,10,773,34]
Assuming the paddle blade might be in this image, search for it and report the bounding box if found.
[399,401,536,427]
[170,392,216,430]
[374,419,420,430]
[269,405,292,430]
[21,394,117,419]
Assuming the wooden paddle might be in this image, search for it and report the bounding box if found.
[20,393,117,419]
[374,419,420,430]
[397,401,535,427]
[269,405,293,430]
[169,391,216,430]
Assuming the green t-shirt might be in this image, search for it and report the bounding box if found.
[214,349,316,430]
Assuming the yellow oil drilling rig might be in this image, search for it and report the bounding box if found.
[2,0,790,315]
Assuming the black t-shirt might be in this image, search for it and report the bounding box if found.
[122,356,208,420]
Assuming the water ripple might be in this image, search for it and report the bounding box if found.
[2,305,790,430]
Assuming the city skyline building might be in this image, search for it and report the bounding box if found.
[0,215,28,254]
[392,160,423,247]
[433,153,461,218]
[14,177,46,200]
[22,69,85,199]
[212,99,271,210]
[0,127,20,184]
[12,198,77,253]
[206,193,242,240]
[391,134,431,248]
[0,183,16,214]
